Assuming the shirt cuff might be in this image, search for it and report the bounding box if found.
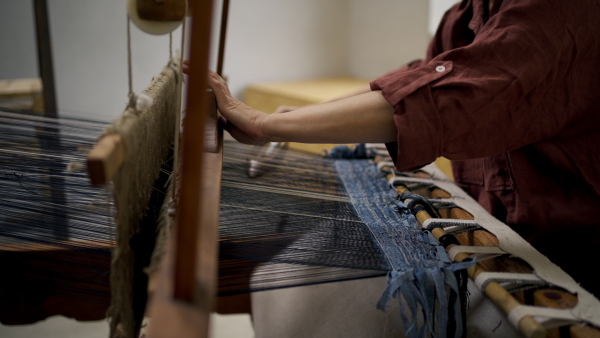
[371,61,453,171]
[371,61,452,106]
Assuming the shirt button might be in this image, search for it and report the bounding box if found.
[435,65,446,73]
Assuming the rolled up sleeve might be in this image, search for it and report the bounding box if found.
[371,3,575,172]
[371,61,454,171]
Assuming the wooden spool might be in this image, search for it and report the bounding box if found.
[127,0,185,35]
[136,0,186,22]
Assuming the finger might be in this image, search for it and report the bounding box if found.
[218,115,228,130]
[206,70,223,90]
[207,70,235,109]
[182,60,190,74]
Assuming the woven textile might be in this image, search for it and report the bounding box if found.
[335,159,470,338]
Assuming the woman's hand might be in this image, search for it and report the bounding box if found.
[207,70,270,145]
[189,67,396,145]
[182,60,190,74]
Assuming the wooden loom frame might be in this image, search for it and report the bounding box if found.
[144,1,222,337]
[87,1,600,337]
[86,0,226,336]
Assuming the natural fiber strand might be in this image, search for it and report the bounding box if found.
[106,60,180,338]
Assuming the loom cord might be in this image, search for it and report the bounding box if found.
[0,111,116,248]
[0,111,116,323]
[218,142,473,338]
[217,141,393,296]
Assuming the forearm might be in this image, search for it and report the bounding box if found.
[322,84,373,103]
[264,90,396,144]
[274,84,373,114]
[208,70,396,145]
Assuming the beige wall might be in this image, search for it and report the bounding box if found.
[217,0,350,99]
[347,0,430,80]
[0,1,444,122]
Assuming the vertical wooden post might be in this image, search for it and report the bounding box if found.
[146,1,220,337]
[173,0,214,303]
[33,0,58,118]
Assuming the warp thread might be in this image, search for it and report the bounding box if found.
[325,143,375,159]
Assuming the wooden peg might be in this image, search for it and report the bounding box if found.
[87,133,126,186]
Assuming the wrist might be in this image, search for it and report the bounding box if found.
[257,111,275,143]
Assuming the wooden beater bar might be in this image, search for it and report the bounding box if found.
[171,0,215,305]
[145,1,221,337]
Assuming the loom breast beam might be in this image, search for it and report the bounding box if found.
[380,169,546,338]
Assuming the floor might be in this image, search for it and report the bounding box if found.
[0,313,254,338]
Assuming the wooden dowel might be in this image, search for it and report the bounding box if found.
[216,0,229,76]
[33,0,58,118]
[390,179,547,338]
[87,133,125,186]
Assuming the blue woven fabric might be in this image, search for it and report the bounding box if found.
[334,159,472,338]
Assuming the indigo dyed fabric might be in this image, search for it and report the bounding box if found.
[335,159,470,338]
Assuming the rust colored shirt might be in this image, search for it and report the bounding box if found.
[371,0,600,294]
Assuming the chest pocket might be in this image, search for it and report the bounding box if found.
[483,152,515,191]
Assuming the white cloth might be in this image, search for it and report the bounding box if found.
[251,277,521,338]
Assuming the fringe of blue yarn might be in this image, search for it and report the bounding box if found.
[333,155,472,338]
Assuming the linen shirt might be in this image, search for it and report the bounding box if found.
[371,0,600,294]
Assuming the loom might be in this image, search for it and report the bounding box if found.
[2,1,600,338]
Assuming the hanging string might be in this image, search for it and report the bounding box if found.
[171,16,186,204]
[169,32,173,60]
[126,16,136,109]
